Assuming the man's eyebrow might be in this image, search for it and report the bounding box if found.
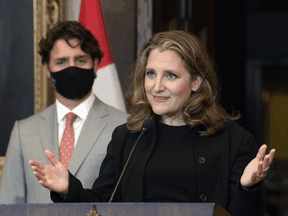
[74,55,89,59]
[55,57,69,62]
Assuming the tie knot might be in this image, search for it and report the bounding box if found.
[66,112,77,126]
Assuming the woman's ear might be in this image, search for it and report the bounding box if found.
[191,76,202,92]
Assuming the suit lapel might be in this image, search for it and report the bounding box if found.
[68,99,108,175]
[37,104,59,163]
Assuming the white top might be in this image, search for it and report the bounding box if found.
[56,94,95,147]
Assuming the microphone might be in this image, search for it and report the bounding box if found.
[141,118,154,130]
[108,119,154,202]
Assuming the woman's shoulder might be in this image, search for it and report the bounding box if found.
[112,123,142,138]
[223,120,256,144]
[199,120,252,138]
[225,120,251,134]
[113,123,130,134]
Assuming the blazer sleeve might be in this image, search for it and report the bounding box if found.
[51,125,122,203]
[227,131,265,216]
[0,121,26,204]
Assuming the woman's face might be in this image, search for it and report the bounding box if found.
[144,48,200,121]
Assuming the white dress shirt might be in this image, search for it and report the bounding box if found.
[56,94,95,147]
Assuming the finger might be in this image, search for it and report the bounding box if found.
[45,149,61,166]
[29,160,45,169]
[256,160,264,178]
[29,160,36,166]
[268,149,276,164]
[262,155,270,170]
[256,144,267,161]
[33,171,46,182]
[262,149,276,169]
[31,165,45,176]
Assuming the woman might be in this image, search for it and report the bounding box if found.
[30,30,275,216]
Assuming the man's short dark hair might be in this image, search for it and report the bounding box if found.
[38,21,103,65]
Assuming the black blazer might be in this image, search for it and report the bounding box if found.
[52,120,265,216]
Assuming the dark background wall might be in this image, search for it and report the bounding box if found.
[215,0,247,129]
[246,0,288,146]
[0,0,34,156]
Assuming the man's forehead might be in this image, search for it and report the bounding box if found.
[50,38,88,58]
[52,38,81,50]
[56,38,80,46]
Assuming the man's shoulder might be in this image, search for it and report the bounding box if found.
[90,100,128,121]
[100,104,128,128]
[18,104,56,126]
[104,104,128,117]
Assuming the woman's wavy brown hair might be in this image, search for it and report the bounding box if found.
[126,30,239,136]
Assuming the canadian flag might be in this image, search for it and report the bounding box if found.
[79,0,126,112]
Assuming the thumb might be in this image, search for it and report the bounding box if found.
[45,149,60,166]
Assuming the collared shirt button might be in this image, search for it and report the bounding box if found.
[199,157,206,164]
[200,194,207,201]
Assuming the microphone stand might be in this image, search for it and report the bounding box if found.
[109,127,148,202]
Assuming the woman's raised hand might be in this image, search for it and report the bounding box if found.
[29,149,69,194]
[240,144,275,188]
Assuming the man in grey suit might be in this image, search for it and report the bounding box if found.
[0,21,127,204]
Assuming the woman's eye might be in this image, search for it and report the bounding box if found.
[167,73,177,79]
[146,71,156,77]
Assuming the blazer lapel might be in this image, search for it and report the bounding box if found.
[121,119,158,202]
[68,99,108,175]
[37,104,59,162]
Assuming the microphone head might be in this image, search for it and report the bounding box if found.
[142,119,155,131]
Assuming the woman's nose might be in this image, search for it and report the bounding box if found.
[154,78,165,92]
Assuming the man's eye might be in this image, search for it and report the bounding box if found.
[56,61,64,65]
[77,59,86,64]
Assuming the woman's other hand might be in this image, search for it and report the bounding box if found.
[240,144,275,188]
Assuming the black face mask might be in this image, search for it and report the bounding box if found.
[49,66,96,100]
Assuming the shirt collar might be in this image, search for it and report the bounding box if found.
[56,94,95,123]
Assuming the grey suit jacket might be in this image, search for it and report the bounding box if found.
[0,96,128,203]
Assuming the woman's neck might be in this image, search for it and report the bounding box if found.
[161,114,186,126]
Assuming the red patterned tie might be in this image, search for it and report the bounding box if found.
[60,112,77,168]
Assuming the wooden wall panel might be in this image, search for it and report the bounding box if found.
[33,0,64,114]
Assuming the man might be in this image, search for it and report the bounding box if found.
[0,21,127,203]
